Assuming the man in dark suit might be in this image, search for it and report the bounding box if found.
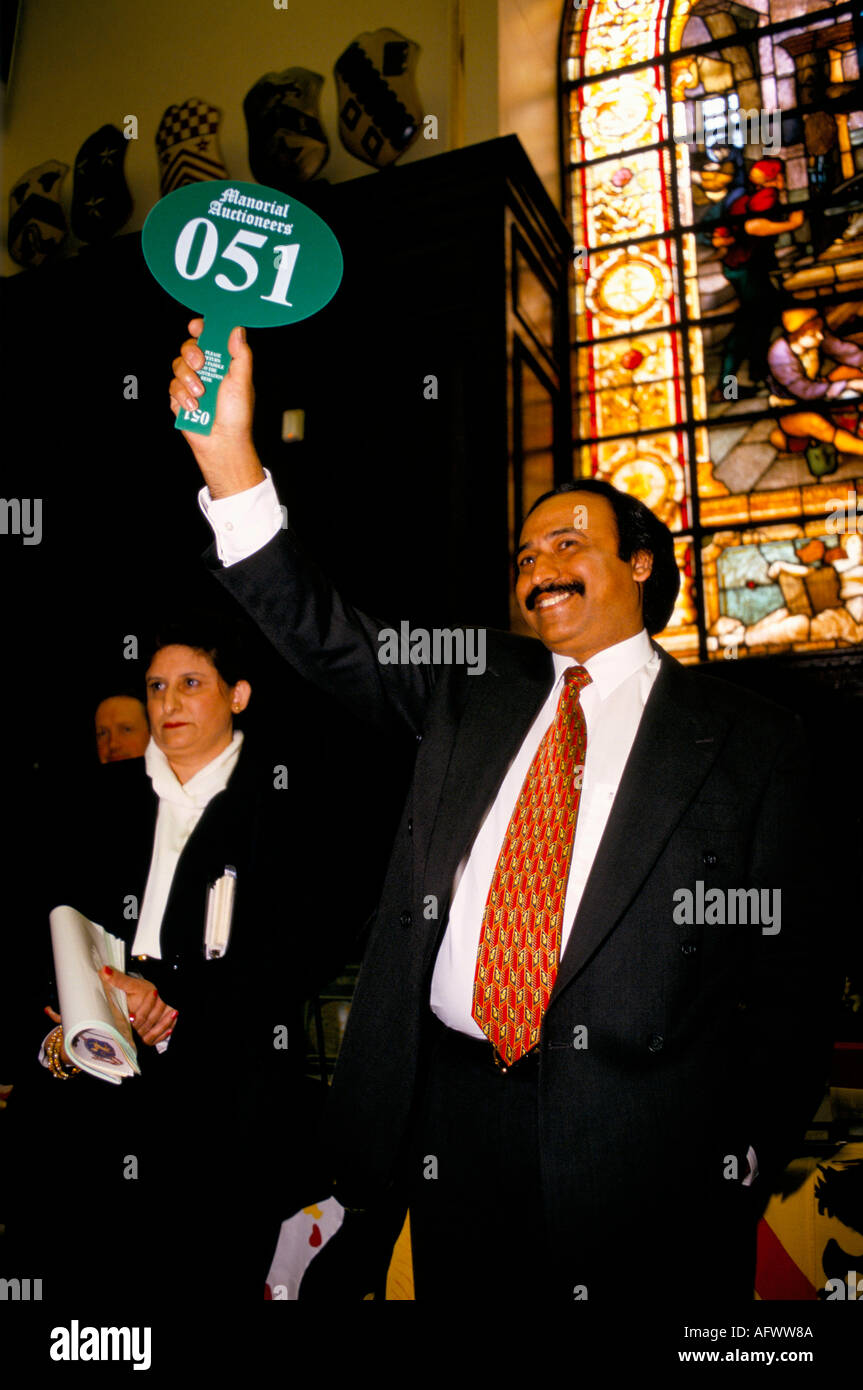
[170,323,836,1304]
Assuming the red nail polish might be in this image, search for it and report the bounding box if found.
[129,1015,136,1022]
[104,966,114,976]
[171,1011,178,1020]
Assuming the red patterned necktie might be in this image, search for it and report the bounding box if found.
[472,665,591,1068]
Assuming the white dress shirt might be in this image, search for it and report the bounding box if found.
[430,629,660,1036]
[198,470,283,565]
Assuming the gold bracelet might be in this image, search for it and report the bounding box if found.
[45,1025,81,1080]
[46,1028,80,1079]
[51,1026,80,1076]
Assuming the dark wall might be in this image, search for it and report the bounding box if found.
[2,138,560,787]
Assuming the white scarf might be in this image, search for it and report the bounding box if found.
[131,732,244,959]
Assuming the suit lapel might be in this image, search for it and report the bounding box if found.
[552,650,734,998]
[157,744,261,962]
[423,636,554,919]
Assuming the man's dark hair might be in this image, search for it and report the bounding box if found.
[146,617,249,688]
[523,478,680,634]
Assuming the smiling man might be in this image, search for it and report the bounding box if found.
[516,485,666,658]
[169,323,835,1306]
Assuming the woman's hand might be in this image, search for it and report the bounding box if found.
[100,967,178,1046]
[169,318,265,499]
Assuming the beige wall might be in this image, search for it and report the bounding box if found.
[2,0,500,275]
[498,0,562,211]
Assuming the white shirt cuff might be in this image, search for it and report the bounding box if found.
[198,468,284,566]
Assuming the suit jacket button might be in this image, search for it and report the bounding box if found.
[407,818,413,834]
[400,910,412,929]
[703,851,718,866]
[648,1034,664,1052]
[416,733,423,743]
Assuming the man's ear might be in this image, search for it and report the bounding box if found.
[631,549,653,584]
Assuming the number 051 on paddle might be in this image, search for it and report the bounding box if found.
[143,180,344,436]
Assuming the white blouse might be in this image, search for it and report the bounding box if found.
[131,731,244,959]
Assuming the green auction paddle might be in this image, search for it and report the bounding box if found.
[142,179,343,435]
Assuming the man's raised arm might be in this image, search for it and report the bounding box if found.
[169,320,435,735]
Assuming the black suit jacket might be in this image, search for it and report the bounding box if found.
[211,528,837,1268]
[7,735,345,1295]
[47,738,319,1101]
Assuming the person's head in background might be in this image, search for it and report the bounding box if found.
[95,693,150,764]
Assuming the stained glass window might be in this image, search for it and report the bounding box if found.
[562,0,863,660]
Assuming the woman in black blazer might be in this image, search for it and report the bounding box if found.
[27,623,340,1304]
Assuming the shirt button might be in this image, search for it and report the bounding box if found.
[400,910,412,929]
[703,851,718,866]
[225,521,234,531]
[647,1034,664,1053]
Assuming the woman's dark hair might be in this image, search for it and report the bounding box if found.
[523,478,680,634]
[146,618,249,688]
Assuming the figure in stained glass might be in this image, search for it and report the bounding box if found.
[709,158,805,399]
[706,529,863,651]
[766,307,863,469]
[563,0,863,658]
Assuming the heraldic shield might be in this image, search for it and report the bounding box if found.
[156,97,229,197]
[244,68,330,192]
[9,160,69,269]
[334,28,423,169]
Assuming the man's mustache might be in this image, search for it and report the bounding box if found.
[525,580,585,611]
